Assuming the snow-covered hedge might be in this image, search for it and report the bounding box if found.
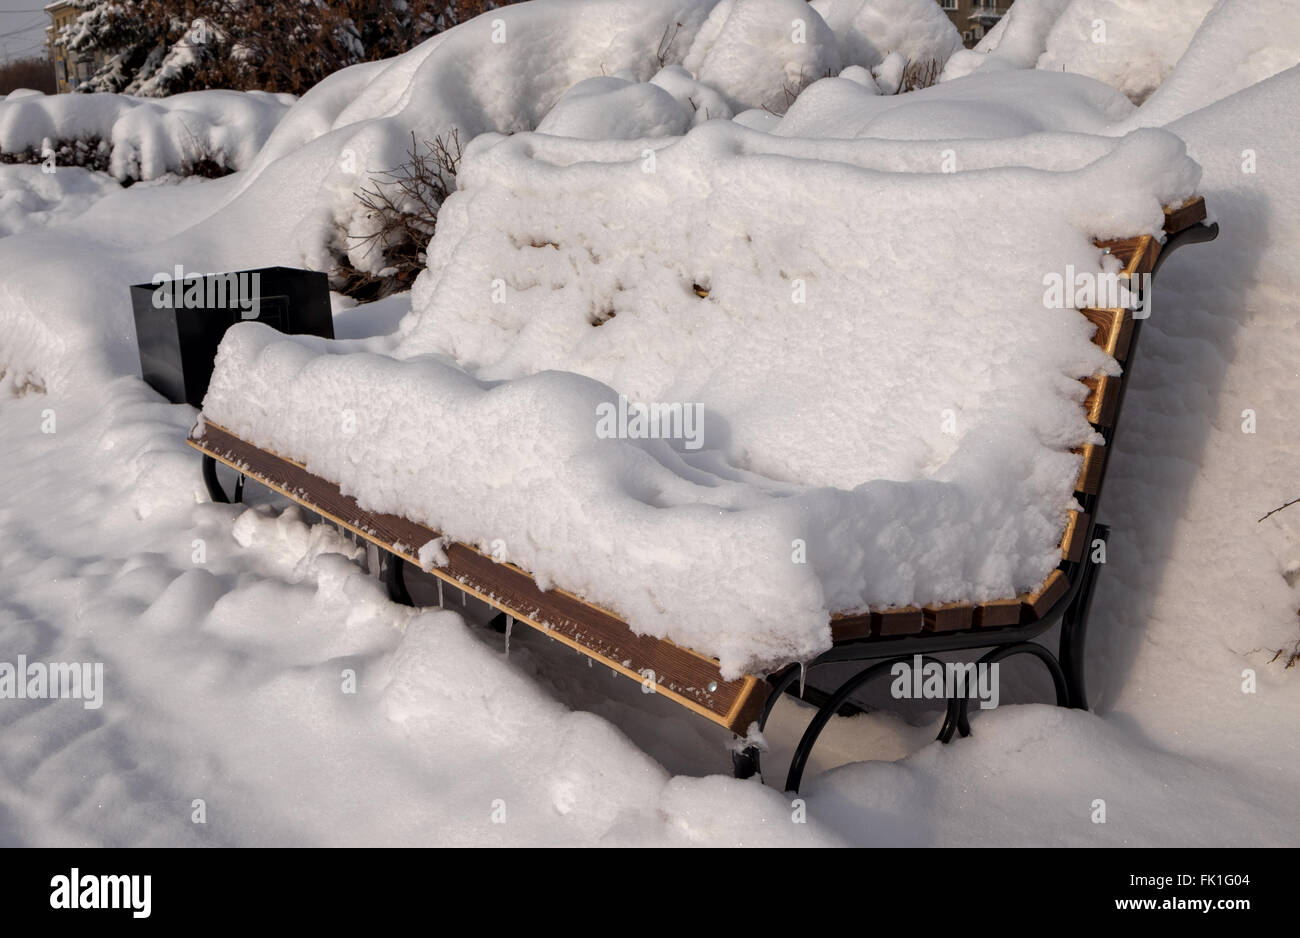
[0,89,294,183]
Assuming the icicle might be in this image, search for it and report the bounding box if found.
[461,590,467,606]
[799,661,807,699]
[437,579,444,608]
[504,615,514,656]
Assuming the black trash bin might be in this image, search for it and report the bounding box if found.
[131,265,334,407]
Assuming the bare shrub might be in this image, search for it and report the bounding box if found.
[338,130,462,300]
[0,57,57,96]
[900,59,943,94]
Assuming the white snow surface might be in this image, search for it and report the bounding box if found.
[0,165,120,238]
[1,0,1299,846]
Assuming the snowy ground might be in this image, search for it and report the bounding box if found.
[2,0,1298,846]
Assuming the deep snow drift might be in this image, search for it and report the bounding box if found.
[1,0,1298,846]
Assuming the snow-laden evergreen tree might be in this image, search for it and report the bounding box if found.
[62,0,512,96]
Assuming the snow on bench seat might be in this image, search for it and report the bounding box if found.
[201,125,1202,680]
[190,194,1207,728]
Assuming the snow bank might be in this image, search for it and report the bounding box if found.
[231,0,721,276]
[535,76,695,139]
[0,165,119,239]
[205,126,1198,675]
[940,0,1072,81]
[0,90,294,182]
[1120,0,1300,128]
[812,0,962,71]
[776,67,1135,139]
[682,0,842,113]
[1036,0,1217,103]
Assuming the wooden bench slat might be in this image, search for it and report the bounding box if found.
[1061,510,1090,563]
[923,602,973,633]
[1083,374,1119,428]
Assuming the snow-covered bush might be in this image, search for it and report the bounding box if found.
[812,0,962,72]
[60,0,518,97]
[0,89,294,183]
[1120,0,1300,127]
[682,0,843,113]
[1036,0,1218,103]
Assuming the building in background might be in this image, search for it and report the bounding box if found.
[937,0,1007,46]
[45,0,104,92]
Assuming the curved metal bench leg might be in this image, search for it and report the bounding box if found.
[785,655,957,793]
[201,454,229,503]
[732,745,760,779]
[937,693,964,744]
[201,454,244,505]
[732,662,806,779]
[1060,522,1107,710]
[384,552,413,606]
[957,641,1071,733]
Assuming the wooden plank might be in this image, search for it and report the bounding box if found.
[1097,233,1159,277]
[875,606,925,636]
[1022,569,1068,620]
[1082,374,1119,427]
[1074,442,1105,496]
[1080,307,1133,362]
[1096,234,1144,273]
[973,599,1021,629]
[923,602,973,633]
[188,421,768,734]
[1060,510,1090,563]
[829,611,874,642]
[1164,197,1207,234]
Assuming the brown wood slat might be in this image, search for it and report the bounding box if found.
[1081,307,1134,362]
[1074,442,1105,495]
[1097,233,1161,276]
[1164,197,1207,235]
[876,606,924,636]
[188,421,767,733]
[1061,511,1090,563]
[923,603,973,632]
[1083,375,1119,427]
[973,599,1021,629]
[829,611,874,642]
[1023,570,1068,620]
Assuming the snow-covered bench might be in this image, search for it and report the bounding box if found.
[187,198,1216,791]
